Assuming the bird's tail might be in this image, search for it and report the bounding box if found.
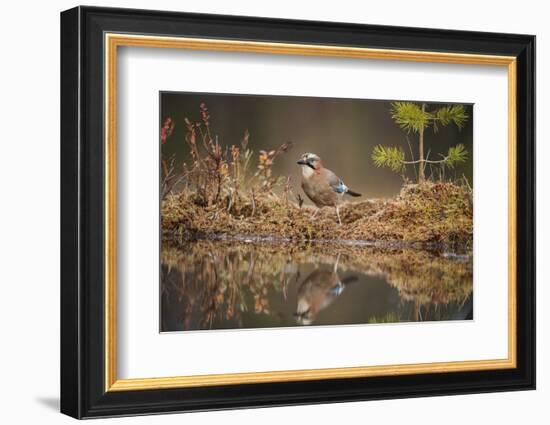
[342,275,359,285]
[346,189,361,197]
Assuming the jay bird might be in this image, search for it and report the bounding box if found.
[297,153,361,225]
[294,256,358,325]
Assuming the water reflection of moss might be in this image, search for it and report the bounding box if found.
[161,241,472,330]
[354,248,472,305]
[368,312,400,324]
[368,304,458,324]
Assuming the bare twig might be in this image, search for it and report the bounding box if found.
[402,158,449,165]
[423,149,432,179]
[462,174,473,193]
[250,189,256,217]
[296,194,304,209]
[405,136,417,181]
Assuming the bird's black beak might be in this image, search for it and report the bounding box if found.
[296,159,307,165]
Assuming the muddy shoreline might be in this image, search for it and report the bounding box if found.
[163,232,472,256]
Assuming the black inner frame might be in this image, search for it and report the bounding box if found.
[60,6,535,419]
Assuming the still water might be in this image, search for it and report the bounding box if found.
[160,241,473,332]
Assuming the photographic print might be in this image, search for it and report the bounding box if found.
[160,92,473,332]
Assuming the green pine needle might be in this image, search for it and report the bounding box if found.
[372,145,405,172]
[444,144,468,168]
[433,105,469,133]
[390,102,430,133]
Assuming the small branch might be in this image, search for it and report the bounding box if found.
[296,194,304,208]
[462,174,473,193]
[402,157,449,165]
[405,136,417,181]
[423,149,432,177]
[250,189,256,217]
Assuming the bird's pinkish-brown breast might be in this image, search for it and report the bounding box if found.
[301,171,338,208]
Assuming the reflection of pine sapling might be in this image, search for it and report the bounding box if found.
[372,102,469,183]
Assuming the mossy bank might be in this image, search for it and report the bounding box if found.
[162,181,472,251]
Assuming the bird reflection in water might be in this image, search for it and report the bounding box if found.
[295,255,358,325]
[161,241,473,332]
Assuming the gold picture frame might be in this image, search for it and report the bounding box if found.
[104,33,517,392]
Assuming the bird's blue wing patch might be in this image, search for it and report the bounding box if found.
[323,169,348,194]
[329,284,345,296]
[332,181,348,194]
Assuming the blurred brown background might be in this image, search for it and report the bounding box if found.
[161,92,473,200]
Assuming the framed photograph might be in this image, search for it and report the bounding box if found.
[60,6,535,419]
